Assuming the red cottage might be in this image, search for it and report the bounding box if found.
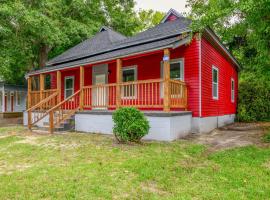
[24,9,240,141]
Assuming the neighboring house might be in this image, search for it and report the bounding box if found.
[24,9,240,141]
[0,82,27,116]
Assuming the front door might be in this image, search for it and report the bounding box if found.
[92,64,108,109]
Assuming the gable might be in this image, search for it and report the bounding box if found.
[161,9,182,23]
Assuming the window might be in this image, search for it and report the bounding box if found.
[212,66,219,99]
[64,76,74,98]
[170,60,184,81]
[231,78,235,102]
[16,91,21,106]
[122,67,137,98]
[45,74,51,90]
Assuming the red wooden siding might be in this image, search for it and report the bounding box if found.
[201,37,238,117]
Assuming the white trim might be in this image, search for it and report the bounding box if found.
[205,28,240,70]
[160,9,182,23]
[64,76,74,99]
[16,91,21,106]
[199,38,202,117]
[122,66,138,99]
[212,66,219,100]
[231,78,235,103]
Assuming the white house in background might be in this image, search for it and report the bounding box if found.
[0,82,27,113]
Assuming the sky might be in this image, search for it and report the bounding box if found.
[135,0,190,14]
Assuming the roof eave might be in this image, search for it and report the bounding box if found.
[204,27,241,70]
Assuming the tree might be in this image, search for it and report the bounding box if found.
[0,0,142,84]
[186,0,270,75]
[136,9,165,32]
[186,0,270,121]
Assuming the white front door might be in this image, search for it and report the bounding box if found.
[92,65,108,109]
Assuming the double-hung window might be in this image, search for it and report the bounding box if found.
[231,78,235,102]
[212,66,219,100]
[170,60,184,81]
[64,76,74,99]
[122,66,137,98]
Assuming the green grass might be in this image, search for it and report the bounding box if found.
[0,126,269,199]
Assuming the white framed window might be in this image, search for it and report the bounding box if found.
[64,76,74,99]
[16,91,21,106]
[231,78,235,102]
[170,59,184,81]
[212,66,219,100]
[122,66,137,98]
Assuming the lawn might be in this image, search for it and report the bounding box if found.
[0,126,269,199]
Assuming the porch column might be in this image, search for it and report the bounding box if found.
[27,77,32,109]
[79,66,84,110]
[163,49,171,112]
[1,90,5,112]
[57,71,61,103]
[40,74,45,101]
[116,59,122,108]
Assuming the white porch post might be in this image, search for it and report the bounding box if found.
[1,89,4,113]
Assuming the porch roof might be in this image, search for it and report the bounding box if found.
[27,35,191,76]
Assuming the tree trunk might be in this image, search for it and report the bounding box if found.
[39,44,51,68]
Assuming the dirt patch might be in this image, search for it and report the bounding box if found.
[186,122,270,151]
[141,181,169,196]
[0,162,32,175]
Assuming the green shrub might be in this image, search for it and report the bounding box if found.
[237,77,270,122]
[112,107,150,143]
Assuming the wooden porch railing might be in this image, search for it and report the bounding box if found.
[29,89,57,108]
[83,79,187,109]
[47,90,81,134]
[27,92,59,129]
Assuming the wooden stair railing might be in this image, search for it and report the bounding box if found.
[27,92,59,130]
[47,90,81,134]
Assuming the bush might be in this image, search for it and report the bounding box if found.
[112,107,150,143]
[237,77,270,122]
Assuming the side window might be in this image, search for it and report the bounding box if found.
[212,66,219,100]
[231,78,235,102]
[122,66,137,98]
[64,76,74,98]
[170,61,184,81]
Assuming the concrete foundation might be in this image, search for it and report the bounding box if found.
[191,114,235,134]
[75,111,192,141]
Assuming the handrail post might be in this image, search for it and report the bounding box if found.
[79,66,84,110]
[185,85,188,111]
[163,49,171,112]
[57,71,61,104]
[116,59,122,109]
[49,111,54,134]
[40,74,45,110]
[27,77,32,109]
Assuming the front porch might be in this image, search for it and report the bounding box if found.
[26,49,189,134]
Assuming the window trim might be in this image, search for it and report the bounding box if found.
[212,66,219,100]
[231,78,235,103]
[170,58,185,81]
[122,66,138,99]
[16,91,21,106]
[64,76,75,99]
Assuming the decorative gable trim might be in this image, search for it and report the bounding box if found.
[161,9,182,23]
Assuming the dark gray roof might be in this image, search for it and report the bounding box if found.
[47,27,127,65]
[33,35,187,74]
[27,17,192,76]
[47,17,191,66]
